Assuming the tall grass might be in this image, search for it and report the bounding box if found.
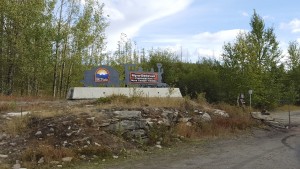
[96,94,185,109]
[4,116,29,136]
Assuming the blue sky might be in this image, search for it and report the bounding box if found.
[102,0,300,62]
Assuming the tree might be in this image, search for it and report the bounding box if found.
[221,10,282,108]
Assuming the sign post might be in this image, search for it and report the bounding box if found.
[248,90,253,112]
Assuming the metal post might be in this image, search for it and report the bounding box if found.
[249,94,252,112]
[288,105,291,128]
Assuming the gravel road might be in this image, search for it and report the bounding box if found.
[102,111,300,169]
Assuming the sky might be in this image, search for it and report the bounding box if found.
[101,0,300,62]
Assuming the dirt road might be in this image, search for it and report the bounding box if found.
[100,111,300,169]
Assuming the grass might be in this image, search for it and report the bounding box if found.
[96,94,185,109]
[275,104,300,112]
[21,144,75,168]
[4,116,29,136]
[0,102,17,112]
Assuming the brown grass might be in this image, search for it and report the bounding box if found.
[96,95,185,109]
[22,144,75,168]
[4,116,29,136]
[0,164,10,169]
[0,102,17,112]
[175,123,199,138]
[0,95,56,102]
[175,103,258,139]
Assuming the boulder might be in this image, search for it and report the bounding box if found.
[201,113,212,122]
[62,157,73,162]
[109,120,146,131]
[251,112,274,121]
[212,109,229,117]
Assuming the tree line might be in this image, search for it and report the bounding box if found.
[0,1,299,108]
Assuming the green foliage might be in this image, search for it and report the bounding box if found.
[221,10,283,108]
[0,0,108,97]
[147,123,173,146]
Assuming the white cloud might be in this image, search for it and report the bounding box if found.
[280,19,300,33]
[191,29,247,60]
[102,0,193,50]
[140,29,247,61]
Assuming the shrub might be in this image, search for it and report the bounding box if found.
[147,124,173,146]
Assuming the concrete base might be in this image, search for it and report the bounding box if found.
[67,87,182,99]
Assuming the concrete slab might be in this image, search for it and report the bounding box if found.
[67,87,182,99]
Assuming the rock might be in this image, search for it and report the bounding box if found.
[12,163,21,169]
[179,117,192,123]
[50,161,60,164]
[186,122,192,126]
[155,145,162,149]
[113,111,142,119]
[6,111,31,117]
[162,110,178,122]
[0,141,7,146]
[112,155,118,159]
[0,154,8,158]
[10,142,17,146]
[0,133,8,141]
[57,165,63,168]
[213,109,229,117]
[38,157,44,164]
[86,117,96,126]
[201,113,212,122]
[251,112,274,121]
[158,118,170,126]
[129,129,146,138]
[12,160,21,169]
[62,157,73,162]
[99,122,110,127]
[109,120,146,131]
[35,131,42,136]
[145,118,153,126]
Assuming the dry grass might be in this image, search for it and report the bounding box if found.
[175,103,258,139]
[0,102,17,112]
[0,95,56,102]
[30,110,65,119]
[175,123,199,138]
[22,144,75,168]
[96,95,185,109]
[0,163,10,169]
[4,116,29,136]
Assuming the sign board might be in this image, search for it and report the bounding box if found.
[130,72,158,84]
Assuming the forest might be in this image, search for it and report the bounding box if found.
[0,0,300,109]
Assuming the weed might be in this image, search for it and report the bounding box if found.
[0,102,17,112]
[4,116,29,135]
[76,145,112,158]
[21,144,75,167]
[175,122,199,138]
[0,164,10,169]
[0,103,11,112]
[147,124,173,146]
[96,97,112,104]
